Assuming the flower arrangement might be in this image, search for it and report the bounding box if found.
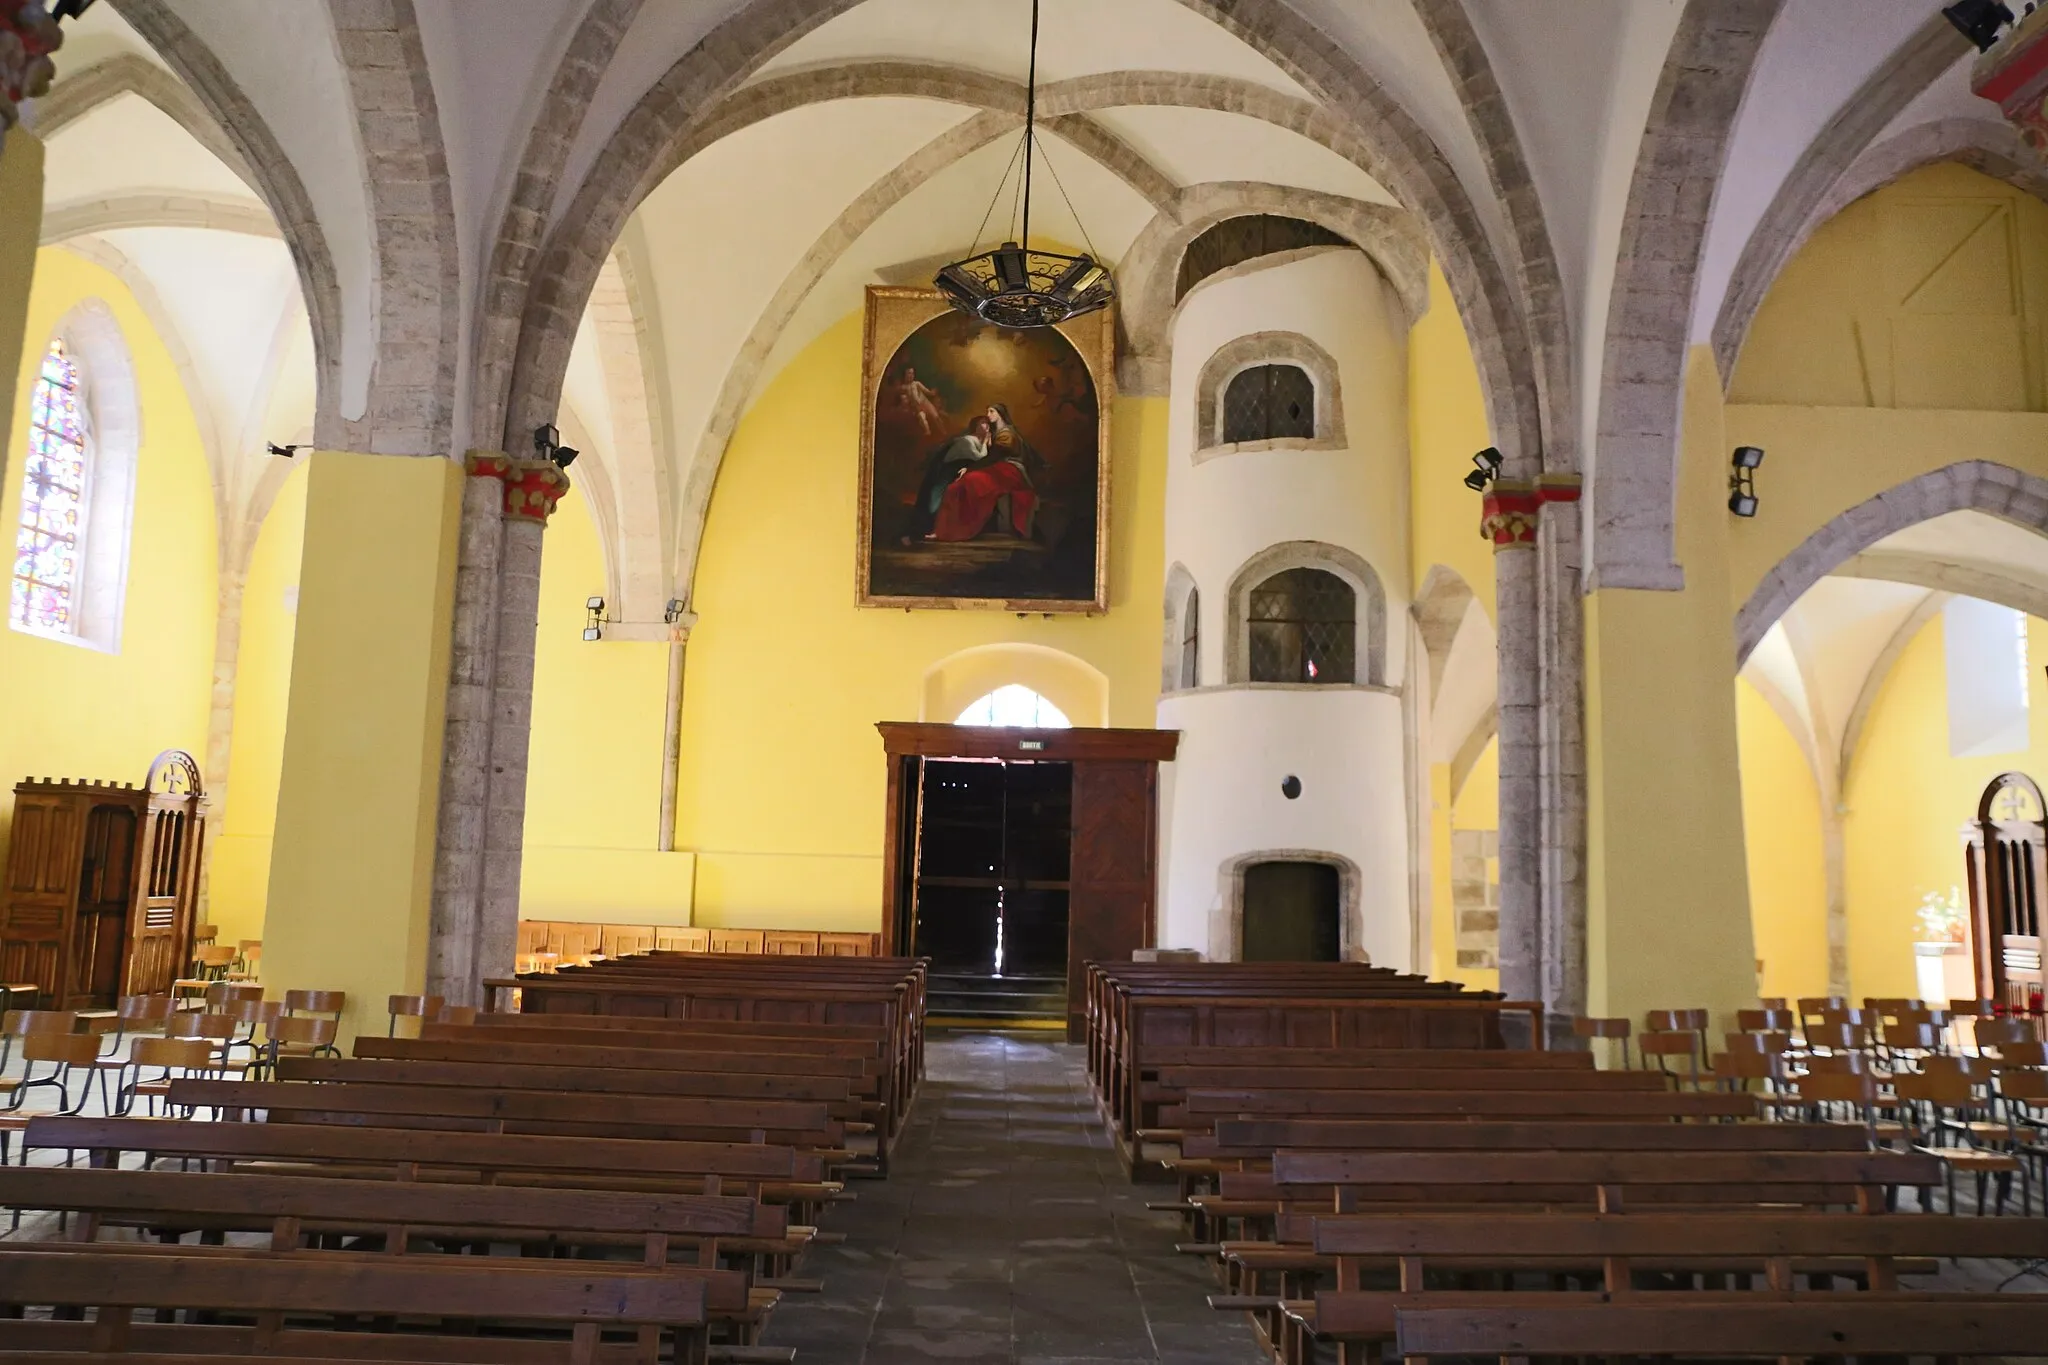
[1915,887,1967,944]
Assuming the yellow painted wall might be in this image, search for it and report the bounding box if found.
[263,453,459,1039]
[1448,736,1500,994]
[1408,263,1496,618]
[1841,611,2048,1001]
[0,248,216,886]
[519,484,696,921]
[205,463,307,945]
[668,310,1167,928]
[1585,347,1759,1029]
[1734,677,1830,1004]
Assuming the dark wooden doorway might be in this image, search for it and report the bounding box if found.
[1241,860,1340,962]
[879,723,1178,1039]
[912,759,1072,978]
[1966,771,2046,1013]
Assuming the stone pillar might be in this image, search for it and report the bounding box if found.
[195,560,248,915]
[428,453,568,1004]
[1484,481,1542,1010]
[1537,475,1587,1042]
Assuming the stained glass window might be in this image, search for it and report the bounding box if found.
[1248,567,1355,684]
[11,340,89,634]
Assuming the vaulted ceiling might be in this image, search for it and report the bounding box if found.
[23,0,2021,610]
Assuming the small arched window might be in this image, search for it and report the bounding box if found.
[1223,364,1316,444]
[12,340,90,635]
[1248,567,1354,684]
[1179,585,1201,690]
[956,685,1072,728]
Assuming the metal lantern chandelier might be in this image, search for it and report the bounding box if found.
[933,0,1114,329]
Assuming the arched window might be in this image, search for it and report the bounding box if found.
[12,340,90,635]
[1180,585,1201,690]
[956,684,1072,728]
[1223,364,1316,444]
[1247,567,1355,684]
[10,307,138,651]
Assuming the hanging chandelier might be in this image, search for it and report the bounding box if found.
[933,0,1114,329]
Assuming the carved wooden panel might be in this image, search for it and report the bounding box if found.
[1067,759,1157,1040]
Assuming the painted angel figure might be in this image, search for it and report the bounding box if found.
[885,365,947,435]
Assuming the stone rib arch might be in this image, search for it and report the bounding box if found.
[40,194,281,244]
[1119,183,1428,395]
[29,51,255,185]
[1222,540,1389,688]
[1589,0,1780,592]
[1734,462,2048,667]
[103,0,346,447]
[329,0,459,458]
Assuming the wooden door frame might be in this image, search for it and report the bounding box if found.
[875,723,1180,959]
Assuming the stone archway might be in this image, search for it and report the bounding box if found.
[1734,461,2048,666]
[1211,848,1364,964]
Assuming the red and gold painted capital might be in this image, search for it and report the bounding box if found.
[1481,481,1540,549]
[1974,10,2048,156]
[463,449,570,524]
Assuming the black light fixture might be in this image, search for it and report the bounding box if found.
[1462,446,1503,492]
[583,595,606,642]
[1728,445,1764,518]
[1944,0,2014,50]
[50,0,99,19]
[932,0,1113,329]
[534,423,579,471]
[265,442,303,459]
[663,599,687,626]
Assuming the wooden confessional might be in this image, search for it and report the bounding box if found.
[0,750,207,1008]
[878,722,1179,1040]
[1964,770,2046,1013]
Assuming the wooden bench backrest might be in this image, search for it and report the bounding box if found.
[278,1055,855,1104]
[1313,1209,2048,1258]
[375,1034,874,1076]
[1272,1149,1939,1190]
[1180,1089,1758,1120]
[1203,1119,1868,1156]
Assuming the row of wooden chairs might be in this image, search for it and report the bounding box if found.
[0,952,930,1362]
[1085,960,2048,1363]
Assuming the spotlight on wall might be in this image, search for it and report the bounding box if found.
[583,595,607,642]
[51,1,99,20]
[663,599,687,626]
[533,423,580,470]
[266,442,303,459]
[1728,445,1764,518]
[1462,446,1503,492]
[1944,0,2014,51]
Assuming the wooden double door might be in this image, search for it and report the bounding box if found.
[879,723,1178,1040]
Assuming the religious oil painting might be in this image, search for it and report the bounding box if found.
[858,286,1112,612]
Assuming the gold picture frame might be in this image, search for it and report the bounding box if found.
[856,285,1114,613]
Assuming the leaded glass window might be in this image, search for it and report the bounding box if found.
[12,340,88,635]
[1179,586,1200,689]
[1248,567,1353,684]
[1222,364,1316,444]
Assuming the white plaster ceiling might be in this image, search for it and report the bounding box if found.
[755,0,1310,95]
[1086,106,1394,206]
[40,91,257,208]
[1866,509,2048,592]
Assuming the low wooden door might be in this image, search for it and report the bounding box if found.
[69,806,137,1007]
[0,793,78,998]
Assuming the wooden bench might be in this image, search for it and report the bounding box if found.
[0,1244,707,1364]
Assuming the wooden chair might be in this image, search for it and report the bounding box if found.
[0,1030,101,1117]
[0,1008,76,1071]
[284,988,346,1024]
[221,997,283,1065]
[114,1035,220,1116]
[1893,1066,2029,1214]
[710,928,766,954]
[1570,1015,1632,1068]
[1645,1008,1709,1074]
[656,925,712,952]
[89,992,175,1055]
[202,980,264,1011]
[190,942,236,980]
[435,1003,479,1026]
[388,993,445,1036]
[165,1010,243,1071]
[1639,1029,1700,1089]
[547,922,603,965]
[1973,1015,2042,1052]
[228,938,263,980]
[1709,1045,1782,1094]
[516,919,549,956]
[261,1014,340,1076]
[602,923,656,957]
[1735,1007,1793,1033]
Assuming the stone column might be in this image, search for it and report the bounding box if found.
[1484,481,1543,1013]
[195,560,247,915]
[1536,475,1587,1043]
[475,460,570,987]
[427,453,567,1005]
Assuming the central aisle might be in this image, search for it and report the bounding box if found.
[762,1032,1266,1364]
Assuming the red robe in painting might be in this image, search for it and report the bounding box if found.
[931,425,1037,541]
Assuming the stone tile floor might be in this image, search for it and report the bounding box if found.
[761,1031,1266,1365]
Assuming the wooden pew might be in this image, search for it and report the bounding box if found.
[280,1054,859,1106]
[25,1117,829,1204]
[0,1245,708,1364]
[0,1165,784,1350]
[1301,1211,2048,1363]
[165,1078,851,1154]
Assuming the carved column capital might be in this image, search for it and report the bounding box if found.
[463,449,513,482]
[1482,481,1541,550]
[502,458,570,525]
[1974,10,2048,155]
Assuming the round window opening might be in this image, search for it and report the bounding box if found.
[1280,775,1302,800]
